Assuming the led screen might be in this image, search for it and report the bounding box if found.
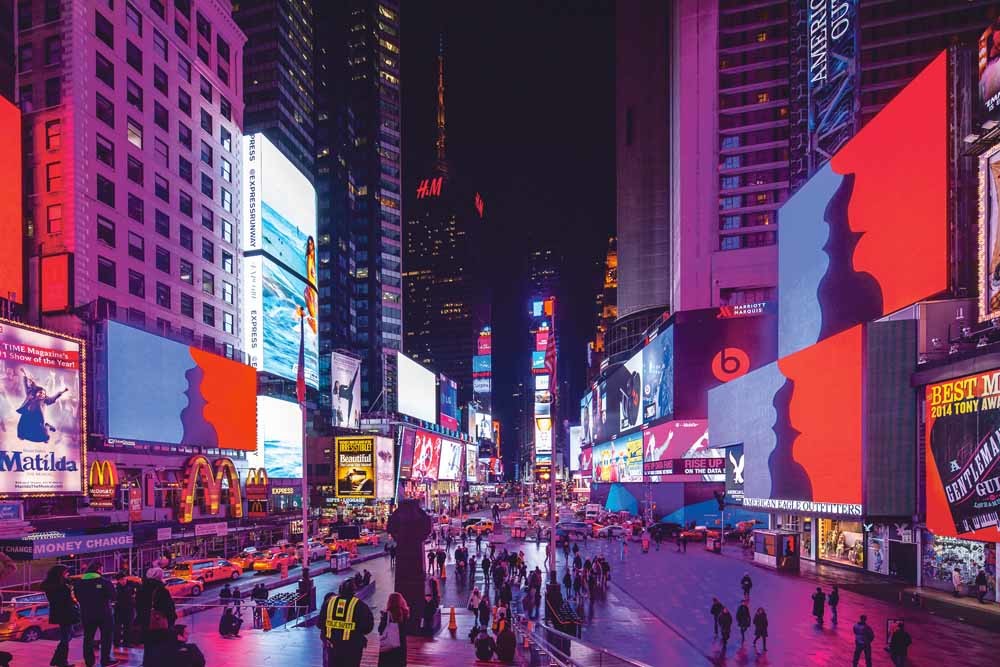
[335,436,375,498]
[331,352,361,429]
[592,433,642,483]
[618,348,643,433]
[569,426,583,472]
[579,446,593,476]
[437,438,463,481]
[535,417,552,457]
[536,375,550,391]
[642,420,719,482]
[475,412,493,440]
[396,352,436,423]
[642,327,674,424]
[106,321,256,450]
[409,429,441,481]
[438,374,459,430]
[375,436,395,500]
[0,99,22,305]
[0,319,83,494]
[257,396,302,478]
[465,443,478,482]
[472,355,491,374]
[981,145,1000,322]
[531,351,545,371]
[980,19,1000,118]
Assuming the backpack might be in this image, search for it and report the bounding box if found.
[380,616,401,651]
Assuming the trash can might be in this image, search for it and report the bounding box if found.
[705,536,721,553]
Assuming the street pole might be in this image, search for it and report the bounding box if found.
[301,401,309,561]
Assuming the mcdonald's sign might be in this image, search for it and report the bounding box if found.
[88,460,119,509]
[245,467,269,519]
[178,456,244,524]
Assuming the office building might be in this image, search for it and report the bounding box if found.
[18,0,245,356]
[587,236,617,383]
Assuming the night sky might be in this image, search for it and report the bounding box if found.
[403,1,615,469]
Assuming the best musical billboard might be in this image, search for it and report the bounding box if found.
[335,436,375,498]
[592,432,642,483]
[0,319,84,495]
[331,352,361,429]
[106,321,256,450]
[926,370,1000,541]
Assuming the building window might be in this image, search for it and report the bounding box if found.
[154,102,168,130]
[128,193,144,223]
[200,109,212,133]
[180,293,194,318]
[757,92,770,104]
[220,188,231,213]
[44,36,61,66]
[222,311,233,334]
[97,216,115,246]
[156,246,170,273]
[174,19,188,43]
[221,250,232,273]
[200,140,212,166]
[127,156,144,185]
[155,210,170,237]
[19,85,32,113]
[201,238,213,262]
[220,126,231,152]
[18,44,32,72]
[221,220,232,243]
[156,282,171,309]
[179,122,192,149]
[179,225,193,251]
[96,11,114,48]
[199,75,212,102]
[197,42,209,65]
[98,256,116,286]
[217,36,230,63]
[44,78,61,107]
[153,29,168,60]
[220,158,231,182]
[200,173,213,197]
[127,118,143,148]
[179,258,193,284]
[45,162,62,192]
[219,96,231,121]
[720,235,740,251]
[127,308,146,326]
[178,54,191,83]
[46,204,62,234]
[178,89,191,116]
[222,280,233,305]
[202,303,215,327]
[128,231,145,260]
[721,196,741,210]
[155,174,169,202]
[43,0,60,21]
[179,156,192,182]
[126,40,143,73]
[179,191,193,217]
[201,269,214,295]
[722,215,741,230]
[126,2,143,35]
[154,138,169,167]
[151,0,166,20]
[153,65,168,95]
[201,206,213,230]
[126,78,143,110]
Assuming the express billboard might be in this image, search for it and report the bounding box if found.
[335,436,375,498]
[106,321,256,450]
[592,432,642,483]
[257,396,302,478]
[0,319,84,495]
[439,374,459,430]
[396,352,436,423]
[331,352,361,429]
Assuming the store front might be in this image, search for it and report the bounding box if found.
[818,518,865,568]
[866,523,918,582]
[774,515,816,562]
[922,531,997,601]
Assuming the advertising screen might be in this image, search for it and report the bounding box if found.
[331,352,361,429]
[335,436,375,498]
[926,370,1000,541]
[465,443,478,482]
[646,457,725,478]
[396,352,436,423]
[642,327,674,423]
[472,355,491,375]
[592,432,643,483]
[536,375,550,391]
[478,329,492,355]
[473,378,492,395]
[437,438,463,481]
[438,374,459,430]
[475,412,493,440]
[257,397,302,478]
[725,444,745,506]
[579,446,593,476]
[375,436,395,500]
[981,19,1000,118]
[642,420,716,482]
[535,417,553,457]
[399,428,416,478]
[410,429,441,481]
[569,426,583,472]
[531,351,546,371]
[106,321,256,450]
[535,331,549,351]
[580,390,594,445]
[618,348,643,433]
[980,145,1000,322]
[0,319,83,495]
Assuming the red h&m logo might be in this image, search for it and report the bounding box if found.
[416,177,443,199]
[474,192,485,218]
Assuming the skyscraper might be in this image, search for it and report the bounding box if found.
[314,0,403,415]
[233,0,315,180]
[18,0,245,356]
[404,40,489,406]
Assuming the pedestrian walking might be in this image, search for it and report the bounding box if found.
[620,536,628,562]
[136,567,178,666]
[481,555,492,584]
[811,587,826,625]
[477,596,492,628]
[114,574,137,648]
[829,584,840,623]
[851,614,875,667]
[951,567,963,597]
[377,592,409,667]
[740,572,752,600]
[888,621,912,667]
[75,561,119,667]
[476,533,483,553]
[752,607,768,652]
[435,548,446,577]
[676,533,683,552]
[426,549,436,575]
[388,539,398,568]
[975,568,989,603]
[536,525,543,545]
[736,601,751,643]
[562,571,573,599]
[718,606,733,650]
[654,531,662,551]
[42,565,78,667]
[710,597,723,637]
[681,534,688,552]
[318,579,375,667]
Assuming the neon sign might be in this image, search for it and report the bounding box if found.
[245,467,269,518]
[416,177,443,199]
[178,456,244,523]
[88,460,118,509]
[474,192,485,218]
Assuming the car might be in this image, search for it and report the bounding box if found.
[296,540,329,562]
[163,576,203,598]
[173,558,243,583]
[680,526,709,541]
[466,519,494,536]
[0,593,62,642]
[462,518,484,528]
[355,531,379,546]
[596,525,626,538]
[648,522,682,540]
[498,502,512,511]
[555,521,590,539]
[253,548,299,572]
[230,547,263,570]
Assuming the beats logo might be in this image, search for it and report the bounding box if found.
[712,347,749,382]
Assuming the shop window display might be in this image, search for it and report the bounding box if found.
[922,532,996,601]
[819,519,865,568]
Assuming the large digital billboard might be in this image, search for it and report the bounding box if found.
[335,436,375,498]
[437,438,463,481]
[926,369,1000,542]
[592,433,642,483]
[410,428,441,481]
[472,355,491,374]
[106,321,256,450]
[535,417,553,457]
[331,352,361,429]
[257,397,302,478]
[569,426,583,473]
[396,352,436,423]
[980,144,1000,322]
[725,444,745,506]
[375,436,395,500]
[438,374,459,430]
[642,327,674,424]
[0,99,22,306]
[618,348,643,433]
[465,443,478,482]
[980,15,1000,118]
[475,412,493,441]
[0,319,83,495]
[642,420,718,482]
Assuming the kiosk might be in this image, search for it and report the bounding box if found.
[753,529,800,572]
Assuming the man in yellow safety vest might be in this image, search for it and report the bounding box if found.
[318,579,375,667]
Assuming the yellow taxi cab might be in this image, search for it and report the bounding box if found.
[163,576,204,597]
[355,531,379,546]
[253,547,299,572]
[0,593,61,642]
[466,519,494,536]
[172,558,243,583]
[230,547,263,570]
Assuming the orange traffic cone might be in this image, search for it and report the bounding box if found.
[448,606,457,633]
[524,621,533,648]
[440,564,447,580]
[262,607,272,632]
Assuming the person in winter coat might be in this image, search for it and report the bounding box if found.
[468,588,482,616]
[135,567,178,667]
[74,561,118,667]
[114,574,137,648]
[852,614,876,667]
[710,597,723,636]
[495,624,517,663]
[718,606,733,650]
[752,607,768,651]
[952,568,963,597]
[42,565,78,667]
[473,627,496,661]
[477,596,492,628]
[811,587,826,625]
[377,592,409,667]
[888,621,912,667]
[562,571,573,599]
[740,573,752,600]
[736,601,751,642]
[481,556,492,584]
[975,569,989,603]
[829,584,840,622]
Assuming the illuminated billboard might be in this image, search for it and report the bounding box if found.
[618,348,642,433]
[642,327,673,425]
[536,375,550,391]
[0,319,84,495]
[535,331,549,351]
[437,438,463,481]
[475,412,492,440]
[534,417,553,457]
[375,436,395,500]
[980,145,1000,322]
[410,429,441,481]
[980,16,1000,118]
[592,433,642,483]
[331,352,361,429]
[243,256,319,388]
[569,426,583,472]
[926,370,1000,542]
[465,443,478,482]
[472,355,491,375]
[106,321,256,450]
[334,436,375,498]
[396,352,436,423]
[438,374,459,430]
[257,397,302,478]
[478,328,492,355]
[0,99,22,305]
[531,351,545,371]
[642,420,719,482]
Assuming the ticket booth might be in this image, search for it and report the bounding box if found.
[753,530,800,572]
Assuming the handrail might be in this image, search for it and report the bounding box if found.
[532,618,655,667]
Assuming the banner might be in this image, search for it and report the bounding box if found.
[331,353,361,429]
[335,436,375,498]
[725,444,745,506]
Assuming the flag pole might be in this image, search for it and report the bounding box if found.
[297,308,309,567]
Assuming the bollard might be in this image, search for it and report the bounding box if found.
[448,606,457,632]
